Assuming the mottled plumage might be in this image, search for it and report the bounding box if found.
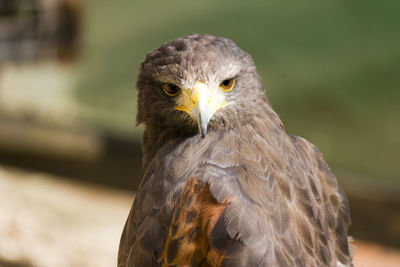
[119,34,353,266]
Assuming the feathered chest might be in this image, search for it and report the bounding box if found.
[127,127,349,266]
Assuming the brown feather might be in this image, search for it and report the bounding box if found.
[159,177,231,267]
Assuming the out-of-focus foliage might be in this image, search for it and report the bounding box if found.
[75,0,400,179]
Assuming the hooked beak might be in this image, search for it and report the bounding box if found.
[196,88,212,137]
[174,82,226,138]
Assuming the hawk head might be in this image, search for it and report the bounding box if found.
[136,34,269,138]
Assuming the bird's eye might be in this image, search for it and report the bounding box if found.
[163,83,181,96]
[219,78,235,92]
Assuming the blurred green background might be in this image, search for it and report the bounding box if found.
[77,0,400,181]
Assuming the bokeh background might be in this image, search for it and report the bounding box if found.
[0,0,399,266]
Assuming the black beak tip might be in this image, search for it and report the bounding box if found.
[199,125,207,138]
[199,115,208,138]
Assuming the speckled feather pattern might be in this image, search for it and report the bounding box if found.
[118,34,353,267]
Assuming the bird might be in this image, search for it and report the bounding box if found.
[118,34,353,267]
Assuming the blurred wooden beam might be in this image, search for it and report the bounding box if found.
[336,169,400,247]
[0,117,102,161]
[0,116,143,189]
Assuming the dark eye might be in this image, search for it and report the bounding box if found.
[219,78,235,92]
[163,83,181,96]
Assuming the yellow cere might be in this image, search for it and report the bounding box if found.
[174,82,227,117]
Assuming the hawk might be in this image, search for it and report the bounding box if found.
[118,34,352,267]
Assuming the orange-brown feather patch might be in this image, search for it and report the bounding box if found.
[159,177,231,267]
